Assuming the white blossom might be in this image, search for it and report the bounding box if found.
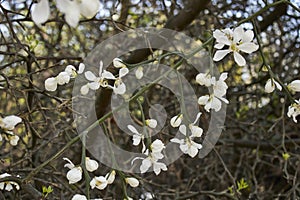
[170,113,203,158]
[110,67,129,95]
[113,58,126,68]
[81,61,115,95]
[196,73,213,87]
[135,67,143,79]
[45,77,58,91]
[265,78,282,93]
[213,26,259,66]
[0,115,22,146]
[125,177,139,188]
[31,0,50,25]
[198,73,229,112]
[287,99,300,123]
[63,157,82,184]
[56,0,100,28]
[90,176,108,190]
[105,170,116,184]
[8,135,19,146]
[288,80,300,93]
[133,140,167,175]
[56,71,71,85]
[0,115,22,131]
[145,119,157,129]
[72,194,87,200]
[127,125,144,146]
[0,173,20,191]
[150,139,165,153]
[85,157,99,172]
[170,114,183,128]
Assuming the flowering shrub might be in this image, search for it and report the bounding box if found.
[1,0,300,199]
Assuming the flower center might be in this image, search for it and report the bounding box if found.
[230,43,238,51]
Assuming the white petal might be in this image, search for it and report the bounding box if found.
[146,119,157,128]
[31,0,50,25]
[192,112,202,125]
[88,82,100,90]
[102,70,116,80]
[242,30,254,43]
[113,82,126,94]
[2,115,22,130]
[113,58,126,68]
[105,170,116,184]
[211,96,222,112]
[125,177,139,187]
[140,159,151,173]
[153,162,167,175]
[79,0,100,18]
[9,135,19,146]
[190,125,203,137]
[135,67,143,79]
[170,138,183,144]
[238,43,259,54]
[45,77,58,91]
[289,80,300,92]
[214,43,225,49]
[119,67,129,78]
[80,84,90,95]
[67,167,82,184]
[77,63,85,74]
[198,95,209,105]
[90,176,107,190]
[179,125,187,136]
[5,183,13,191]
[151,139,165,153]
[65,65,76,76]
[265,79,275,93]
[219,72,228,81]
[63,157,75,169]
[72,194,87,200]
[132,134,141,146]
[56,0,81,27]
[56,71,70,85]
[127,125,139,135]
[274,80,282,91]
[213,50,231,62]
[85,71,97,81]
[187,145,199,158]
[233,51,246,66]
[233,26,244,43]
[170,115,182,127]
[85,157,99,172]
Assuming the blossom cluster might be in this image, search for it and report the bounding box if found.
[45,64,85,92]
[286,79,300,122]
[31,0,100,27]
[197,72,229,112]
[64,157,139,199]
[0,173,20,192]
[80,58,129,95]
[213,26,259,66]
[129,119,168,175]
[264,78,300,123]
[0,115,22,146]
[170,113,203,158]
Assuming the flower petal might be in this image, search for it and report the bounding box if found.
[80,0,100,18]
[45,77,58,91]
[238,42,259,54]
[213,50,231,62]
[31,0,50,25]
[85,71,97,81]
[233,51,246,66]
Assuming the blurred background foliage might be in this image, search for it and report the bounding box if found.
[0,0,300,199]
